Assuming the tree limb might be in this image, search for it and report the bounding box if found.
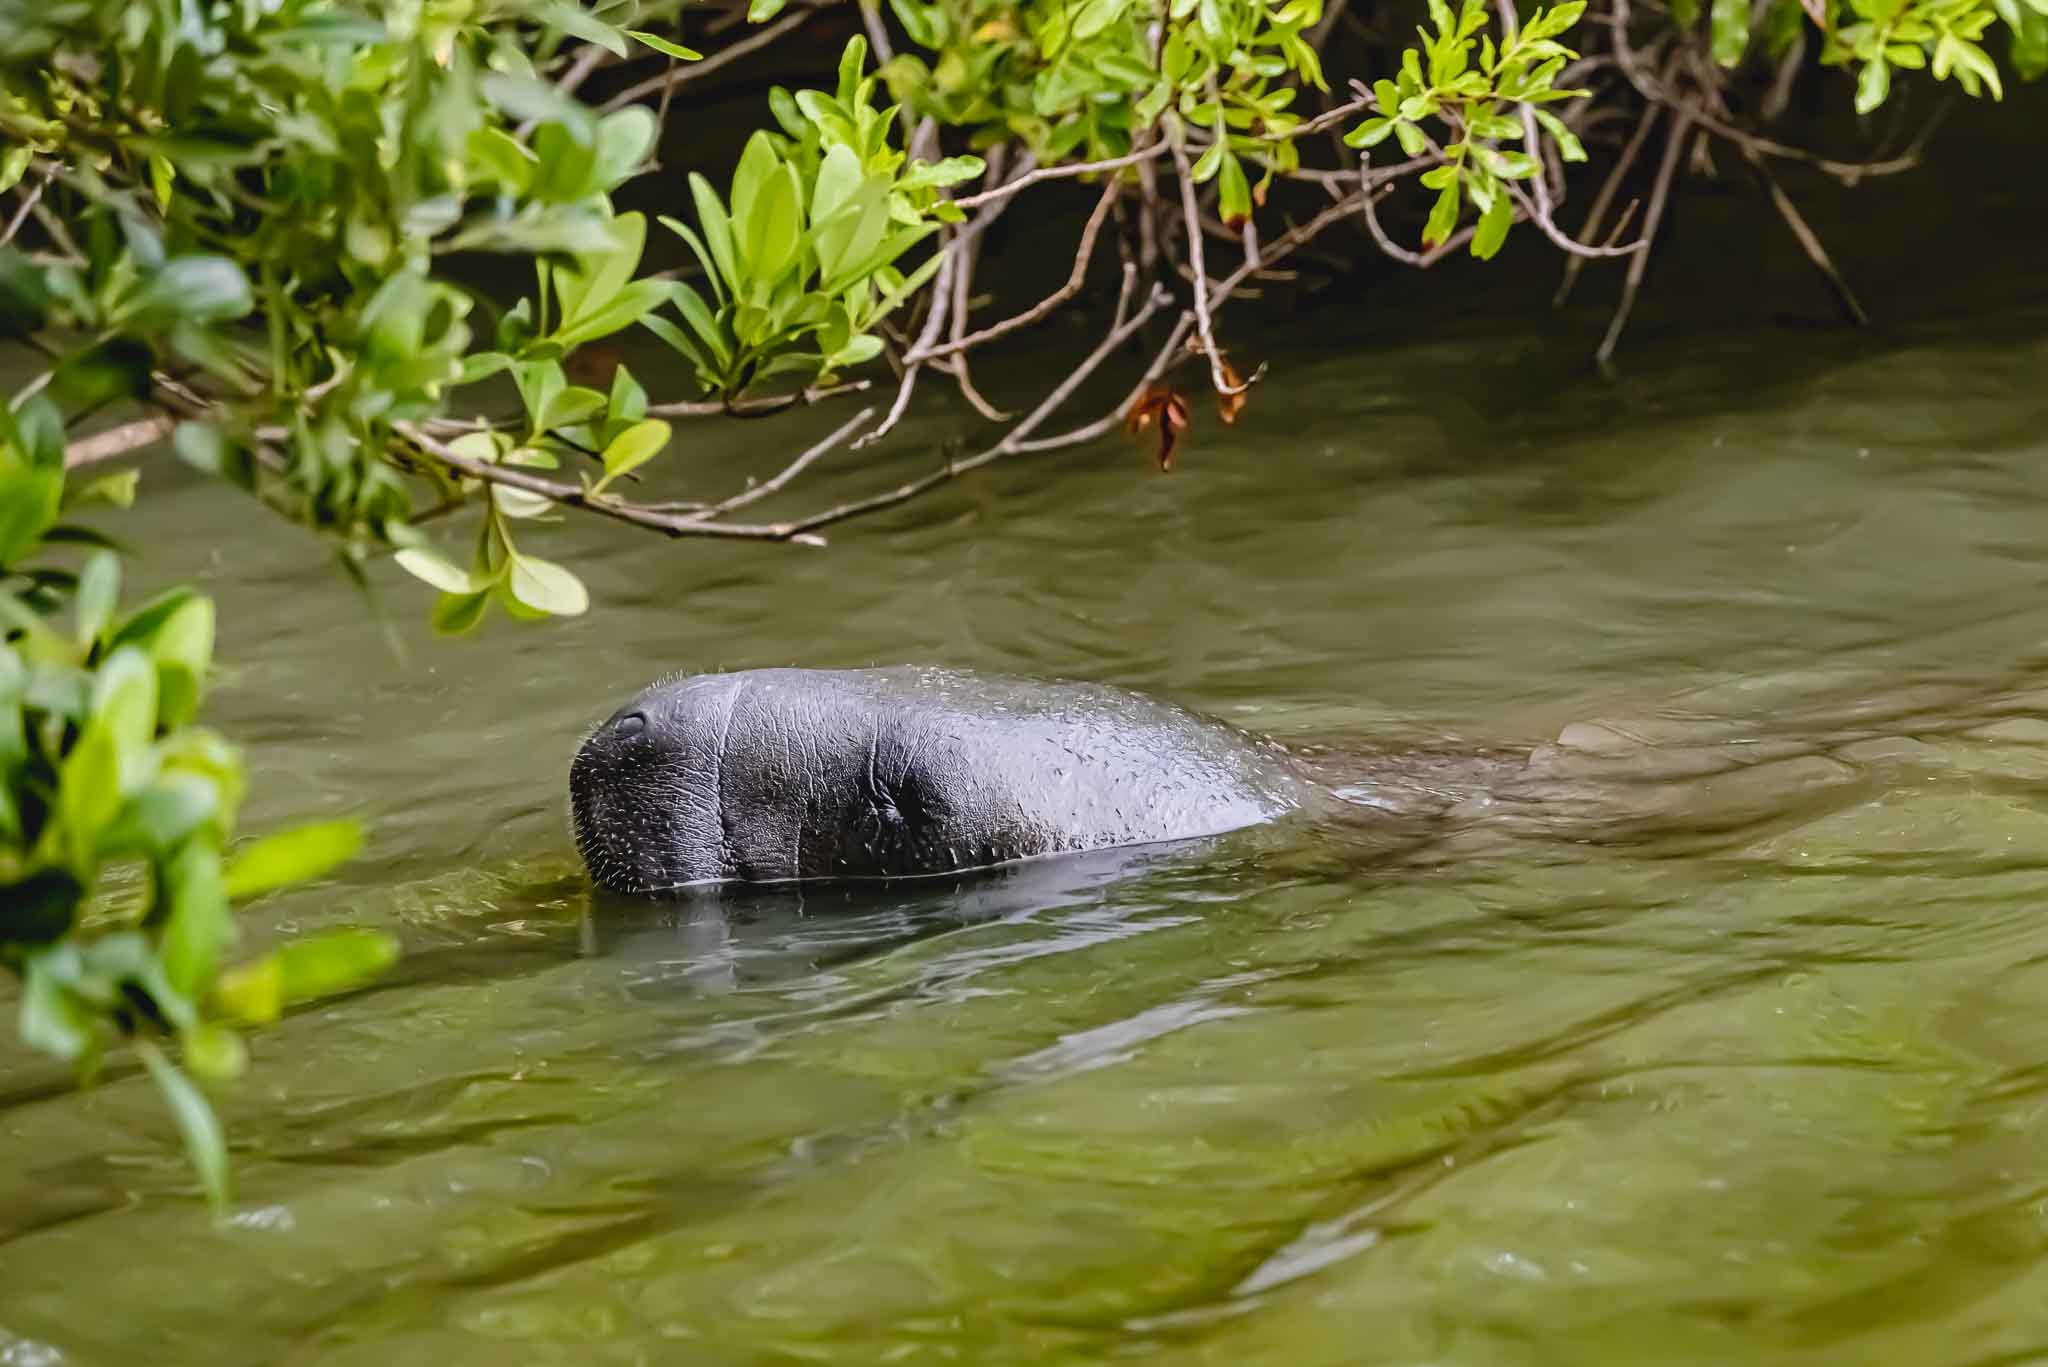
[1595,106,1693,372]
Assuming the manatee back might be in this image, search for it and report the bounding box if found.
[703,667,1308,881]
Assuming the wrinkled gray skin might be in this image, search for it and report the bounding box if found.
[569,667,1315,894]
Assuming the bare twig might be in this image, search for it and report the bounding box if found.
[1504,181,1645,260]
[765,269,1170,537]
[1607,0,1922,184]
[599,8,812,113]
[29,198,83,263]
[942,229,1013,421]
[1743,146,1869,327]
[950,145,1168,209]
[2,172,48,248]
[1009,194,1384,455]
[909,175,1120,364]
[1595,107,1693,372]
[857,246,955,448]
[688,405,880,519]
[1167,130,1251,399]
[63,417,173,468]
[554,43,613,100]
[858,0,897,64]
[644,379,871,419]
[394,408,871,544]
[1354,164,1482,267]
[1556,101,1662,306]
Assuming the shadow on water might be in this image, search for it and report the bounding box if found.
[586,841,1234,999]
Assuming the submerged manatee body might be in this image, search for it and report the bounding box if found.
[570,667,1314,894]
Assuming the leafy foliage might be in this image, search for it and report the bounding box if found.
[1,397,395,1212]
[1344,0,1588,258]
[650,38,983,398]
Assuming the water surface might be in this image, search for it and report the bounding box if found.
[8,128,2048,1365]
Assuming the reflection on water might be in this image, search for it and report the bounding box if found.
[10,115,2048,1364]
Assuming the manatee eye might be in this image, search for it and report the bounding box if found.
[614,711,647,737]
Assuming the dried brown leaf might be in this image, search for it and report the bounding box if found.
[1125,384,1191,472]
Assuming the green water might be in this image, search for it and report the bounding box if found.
[11,134,2048,1364]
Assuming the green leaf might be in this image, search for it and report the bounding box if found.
[590,419,672,495]
[213,956,282,1025]
[137,1040,230,1214]
[687,175,741,292]
[68,469,141,510]
[224,819,364,901]
[552,279,670,350]
[1423,178,1463,246]
[480,74,595,142]
[537,0,629,55]
[750,0,791,19]
[182,1023,248,1083]
[0,248,52,335]
[896,156,987,191]
[1526,0,1588,38]
[74,550,120,647]
[1711,0,1752,65]
[0,462,63,569]
[466,127,535,193]
[127,257,253,326]
[1218,152,1252,225]
[431,590,492,636]
[1073,0,1127,38]
[159,839,230,999]
[608,365,648,430]
[1344,117,1397,148]
[0,146,27,195]
[276,930,401,1004]
[1949,37,2004,96]
[100,773,220,855]
[1472,190,1514,259]
[811,143,866,234]
[742,164,804,283]
[1483,149,1542,179]
[1190,141,1226,183]
[1533,109,1586,161]
[19,947,95,1061]
[731,131,781,239]
[136,595,212,729]
[393,548,484,595]
[836,35,870,103]
[538,385,608,433]
[53,338,154,409]
[811,180,890,293]
[825,333,885,369]
[91,645,160,785]
[593,107,658,190]
[172,422,252,489]
[1394,119,1428,156]
[659,215,729,304]
[627,29,702,60]
[508,556,590,616]
[1855,56,1891,111]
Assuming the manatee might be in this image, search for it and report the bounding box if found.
[569,667,1314,894]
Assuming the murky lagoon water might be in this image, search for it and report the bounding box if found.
[9,119,2048,1364]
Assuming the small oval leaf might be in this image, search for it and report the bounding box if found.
[508,555,590,616]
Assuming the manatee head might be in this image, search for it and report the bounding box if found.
[571,666,1311,896]
[569,673,736,895]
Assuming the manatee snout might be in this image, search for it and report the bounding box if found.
[570,677,735,896]
[569,667,1311,895]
